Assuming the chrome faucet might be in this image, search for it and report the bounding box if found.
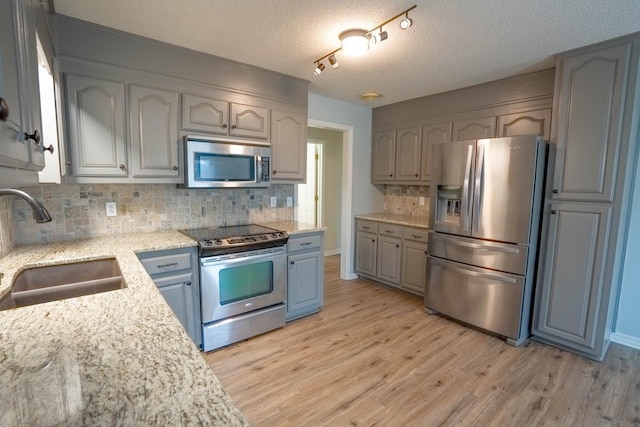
[0,189,52,223]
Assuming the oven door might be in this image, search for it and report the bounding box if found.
[200,246,286,323]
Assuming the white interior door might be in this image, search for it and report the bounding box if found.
[296,140,323,225]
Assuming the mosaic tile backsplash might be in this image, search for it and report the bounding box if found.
[12,184,294,244]
[383,185,430,218]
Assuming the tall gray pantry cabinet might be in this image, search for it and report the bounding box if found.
[533,35,640,361]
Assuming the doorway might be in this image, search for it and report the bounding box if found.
[295,140,323,226]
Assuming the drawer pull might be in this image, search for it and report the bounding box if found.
[362,226,370,230]
[411,234,422,239]
[158,262,179,270]
[385,229,395,233]
[300,242,312,246]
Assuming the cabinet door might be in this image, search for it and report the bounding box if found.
[0,0,30,169]
[551,43,630,202]
[287,251,323,317]
[377,235,401,285]
[395,127,421,182]
[355,231,377,276]
[130,84,180,178]
[65,74,127,177]
[452,117,496,141]
[229,103,269,139]
[156,273,196,341]
[371,130,396,182]
[534,202,612,353]
[401,241,428,295]
[421,122,451,184]
[181,93,229,135]
[271,110,306,182]
[497,109,551,140]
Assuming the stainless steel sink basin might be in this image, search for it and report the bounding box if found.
[0,258,126,311]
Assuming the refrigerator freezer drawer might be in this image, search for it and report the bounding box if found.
[425,256,525,340]
[428,232,528,275]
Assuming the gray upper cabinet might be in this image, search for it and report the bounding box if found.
[64,74,128,177]
[0,0,44,173]
[229,103,269,140]
[181,93,229,135]
[497,109,551,140]
[129,84,180,178]
[372,130,396,182]
[421,122,452,184]
[452,117,496,141]
[395,127,422,182]
[551,43,630,202]
[534,202,611,352]
[271,110,306,182]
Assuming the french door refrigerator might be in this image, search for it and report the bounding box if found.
[425,135,547,345]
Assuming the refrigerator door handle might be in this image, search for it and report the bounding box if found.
[473,142,486,233]
[435,235,521,254]
[430,256,517,284]
[462,145,474,232]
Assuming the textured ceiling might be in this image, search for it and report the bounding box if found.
[51,0,640,108]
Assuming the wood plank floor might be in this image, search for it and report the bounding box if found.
[204,255,640,426]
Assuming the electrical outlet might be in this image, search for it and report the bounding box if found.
[106,202,117,217]
[270,196,277,207]
[419,197,425,206]
[286,196,293,207]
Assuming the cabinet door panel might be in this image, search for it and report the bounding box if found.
[401,241,428,295]
[497,109,551,139]
[395,127,421,181]
[271,110,306,182]
[65,74,127,177]
[355,231,377,276]
[372,131,395,182]
[452,117,496,141]
[377,235,401,285]
[552,43,630,202]
[421,122,451,183]
[157,276,195,339]
[182,93,228,135]
[534,203,611,350]
[230,103,269,139]
[288,252,322,313]
[130,84,179,178]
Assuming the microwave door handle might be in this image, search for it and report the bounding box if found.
[256,155,262,183]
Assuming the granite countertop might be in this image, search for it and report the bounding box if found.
[0,230,248,426]
[355,213,429,229]
[261,220,326,235]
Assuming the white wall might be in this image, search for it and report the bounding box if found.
[614,159,640,348]
[308,93,383,278]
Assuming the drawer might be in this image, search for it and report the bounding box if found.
[378,224,402,237]
[288,234,322,252]
[140,252,192,275]
[357,220,378,233]
[403,227,429,242]
[152,272,193,288]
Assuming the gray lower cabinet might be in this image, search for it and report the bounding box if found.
[286,231,324,321]
[137,247,201,347]
[355,218,428,295]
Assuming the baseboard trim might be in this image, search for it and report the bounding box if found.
[324,249,341,257]
[610,332,640,350]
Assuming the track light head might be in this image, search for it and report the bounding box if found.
[328,54,339,69]
[313,62,325,76]
[400,13,413,30]
[371,29,388,44]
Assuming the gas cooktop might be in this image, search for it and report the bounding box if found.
[179,224,288,256]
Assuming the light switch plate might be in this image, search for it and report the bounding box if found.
[419,197,425,206]
[286,196,293,207]
[106,202,117,217]
[270,196,277,207]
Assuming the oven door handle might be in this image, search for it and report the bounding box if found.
[201,249,284,267]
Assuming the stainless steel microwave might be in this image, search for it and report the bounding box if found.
[182,136,271,188]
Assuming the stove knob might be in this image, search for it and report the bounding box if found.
[215,239,223,245]
[204,240,212,246]
[271,233,278,238]
[279,232,285,237]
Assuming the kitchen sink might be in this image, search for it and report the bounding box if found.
[0,258,126,311]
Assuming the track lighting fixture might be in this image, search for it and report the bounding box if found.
[312,4,416,75]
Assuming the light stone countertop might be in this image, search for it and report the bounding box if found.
[0,230,248,426]
[261,220,326,235]
[355,213,429,229]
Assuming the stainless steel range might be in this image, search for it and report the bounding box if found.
[179,225,289,352]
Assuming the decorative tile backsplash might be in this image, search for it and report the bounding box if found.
[0,197,15,258]
[13,184,294,244]
[383,185,430,218]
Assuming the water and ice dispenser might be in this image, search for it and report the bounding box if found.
[435,185,462,225]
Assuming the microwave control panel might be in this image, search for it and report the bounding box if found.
[261,157,271,182]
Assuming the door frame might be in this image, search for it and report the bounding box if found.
[308,119,356,280]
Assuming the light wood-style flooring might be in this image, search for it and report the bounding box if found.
[204,255,640,426]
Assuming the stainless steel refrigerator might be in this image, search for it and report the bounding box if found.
[425,134,547,345]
